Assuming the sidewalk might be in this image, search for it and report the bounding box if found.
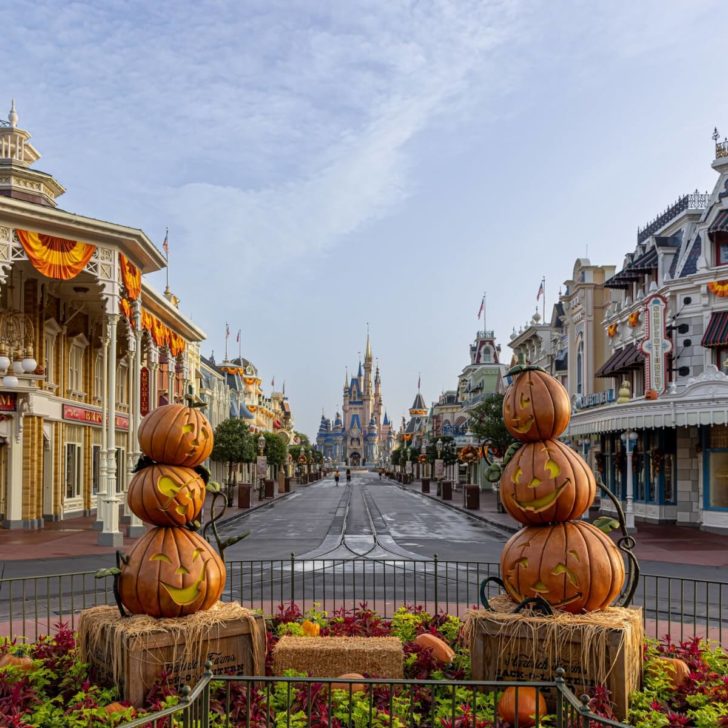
[393,477,728,569]
[0,479,302,563]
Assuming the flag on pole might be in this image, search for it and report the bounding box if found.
[477,296,484,319]
[417,373,421,391]
[537,278,545,301]
[236,329,241,343]
[271,376,275,388]
[162,228,169,257]
[225,322,230,337]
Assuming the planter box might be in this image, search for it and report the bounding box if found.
[441,480,453,501]
[421,478,430,494]
[237,483,252,509]
[463,484,480,510]
[467,602,643,720]
[78,604,266,707]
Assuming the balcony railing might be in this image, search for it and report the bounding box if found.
[637,191,710,243]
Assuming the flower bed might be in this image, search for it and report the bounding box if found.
[1,604,727,727]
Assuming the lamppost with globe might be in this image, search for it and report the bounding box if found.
[620,430,638,533]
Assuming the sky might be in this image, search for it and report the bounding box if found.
[2,0,728,437]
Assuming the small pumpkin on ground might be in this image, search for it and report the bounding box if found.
[414,633,455,663]
[497,686,548,728]
[302,620,321,637]
[0,653,34,672]
[335,673,366,692]
[649,656,690,689]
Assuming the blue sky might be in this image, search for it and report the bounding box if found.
[2,0,727,436]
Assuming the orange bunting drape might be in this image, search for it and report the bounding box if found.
[17,229,95,280]
[119,253,141,300]
[120,298,133,321]
[140,309,186,355]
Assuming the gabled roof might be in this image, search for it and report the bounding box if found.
[410,392,426,411]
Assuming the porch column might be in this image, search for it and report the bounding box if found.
[94,323,110,530]
[99,312,123,546]
[125,302,144,536]
[149,343,159,408]
[167,352,175,403]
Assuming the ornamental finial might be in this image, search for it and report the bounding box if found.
[8,99,17,128]
[713,127,720,143]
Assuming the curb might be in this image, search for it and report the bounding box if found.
[216,480,314,528]
[388,479,518,535]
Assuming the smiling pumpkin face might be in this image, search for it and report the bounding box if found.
[500,521,624,613]
[138,404,213,467]
[127,464,206,527]
[500,440,595,525]
[502,369,571,443]
[118,527,225,618]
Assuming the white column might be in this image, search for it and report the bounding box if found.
[99,312,123,546]
[94,327,110,530]
[149,344,159,408]
[126,310,145,537]
[167,353,175,403]
[5,430,24,528]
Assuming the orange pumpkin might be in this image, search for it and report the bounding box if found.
[650,656,690,689]
[119,527,225,618]
[497,686,547,727]
[0,654,33,672]
[127,464,206,527]
[500,439,595,525]
[336,673,366,692]
[503,368,570,442]
[500,521,625,613]
[302,620,321,637]
[414,633,455,663]
[105,702,134,717]
[138,404,213,467]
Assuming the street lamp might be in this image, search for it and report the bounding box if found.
[258,434,266,455]
[436,439,443,458]
[620,430,638,533]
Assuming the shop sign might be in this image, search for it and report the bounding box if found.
[63,404,129,430]
[641,294,672,395]
[405,461,413,474]
[574,389,615,410]
[140,367,150,417]
[0,393,17,412]
[256,455,267,478]
[434,459,445,479]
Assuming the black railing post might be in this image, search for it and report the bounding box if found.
[554,667,565,726]
[433,554,439,614]
[290,553,295,606]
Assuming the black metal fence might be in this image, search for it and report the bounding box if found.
[119,670,630,728]
[1,557,726,645]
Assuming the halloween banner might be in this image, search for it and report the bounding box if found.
[119,253,142,300]
[17,229,95,280]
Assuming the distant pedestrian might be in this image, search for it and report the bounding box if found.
[346,468,351,483]
[334,470,340,486]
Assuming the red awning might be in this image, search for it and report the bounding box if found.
[702,311,728,347]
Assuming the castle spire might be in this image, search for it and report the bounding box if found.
[365,324,373,362]
[8,99,18,128]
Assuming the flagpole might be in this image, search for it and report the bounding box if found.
[224,323,229,362]
[483,292,487,333]
[164,227,169,294]
[542,277,546,322]
[238,330,242,363]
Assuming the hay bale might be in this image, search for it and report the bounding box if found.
[464,595,643,720]
[273,636,403,678]
[78,602,266,707]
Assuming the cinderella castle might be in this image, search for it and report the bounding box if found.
[316,334,394,465]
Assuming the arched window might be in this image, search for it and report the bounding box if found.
[576,339,584,395]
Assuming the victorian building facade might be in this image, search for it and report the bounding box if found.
[0,104,205,544]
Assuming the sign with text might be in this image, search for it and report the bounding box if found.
[256,455,268,478]
[434,459,445,479]
[405,461,413,474]
[0,393,17,412]
[63,404,129,431]
[140,367,150,417]
[641,294,672,395]
[574,389,615,410]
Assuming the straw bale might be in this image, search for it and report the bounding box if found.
[273,636,403,678]
[78,601,266,706]
[464,596,643,720]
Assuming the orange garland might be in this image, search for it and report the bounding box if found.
[119,253,141,300]
[627,311,641,328]
[17,229,95,280]
[138,309,186,355]
[607,323,618,337]
[708,280,728,297]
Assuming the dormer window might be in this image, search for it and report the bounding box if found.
[714,231,728,267]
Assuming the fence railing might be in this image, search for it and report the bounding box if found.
[119,669,631,728]
[1,557,726,645]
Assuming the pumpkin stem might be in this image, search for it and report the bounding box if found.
[112,551,129,618]
[506,363,548,377]
[132,454,155,473]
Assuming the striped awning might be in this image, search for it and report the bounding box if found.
[701,311,728,347]
[595,343,645,378]
[709,210,728,237]
[631,248,658,271]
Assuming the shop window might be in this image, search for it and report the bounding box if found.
[65,442,82,500]
[576,340,584,395]
[116,362,128,405]
[714,231,728,267]
[715,346,728,374]
[93,354,103,402]
[115,447,126,493]
[708,451,728,508]
[44,319,61,387]
[92,444,101,495]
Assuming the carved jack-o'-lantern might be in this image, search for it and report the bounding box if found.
[500,521,624,613]
[118,527,225,618]
[127,464,206,527]
[500,439,595,525]
[138,404,213,467]
[502,368,570,442]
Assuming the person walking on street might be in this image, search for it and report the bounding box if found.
[334,470,340,486]
[346,468,351,483]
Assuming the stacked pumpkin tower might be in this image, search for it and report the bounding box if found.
[499,367,625,613]
[119,403,226,618]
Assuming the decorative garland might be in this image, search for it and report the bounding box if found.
[457,444,481,463]
[708,280,728,297]
[627,311,641,328]
[607,323,618,338]
[16,229,95,280]
[119,254,141,301]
